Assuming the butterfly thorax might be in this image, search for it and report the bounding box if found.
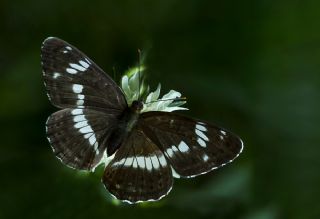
[126,100,143,130]
[106,100,143,155]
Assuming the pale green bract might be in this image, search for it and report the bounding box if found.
[121,65,188,112]
[95,65,189,170]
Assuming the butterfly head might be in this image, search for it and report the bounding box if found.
[131,100,144,113]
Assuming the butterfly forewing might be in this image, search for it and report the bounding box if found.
[140,112,243,178]
[102,128,173,203]
[41,37,127,111]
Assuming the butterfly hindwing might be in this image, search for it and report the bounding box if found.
[140,112,243,178]
[102,128,173,203]
[46,108,118,170]
[41,37,127,111]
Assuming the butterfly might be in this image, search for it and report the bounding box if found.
[41,37,243,204]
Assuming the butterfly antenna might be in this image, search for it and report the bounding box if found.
[138,49,142,101]
[145,97,187,104]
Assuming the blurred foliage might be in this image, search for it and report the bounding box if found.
[1,0,320,218]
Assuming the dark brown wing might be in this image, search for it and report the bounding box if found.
[102,128,173,203]
[139,112,243,178]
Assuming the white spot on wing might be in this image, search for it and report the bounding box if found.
[220,130,226,135]
[85,58,91,64]
[66,46,72,50]
[113,158,125,167]
[196,124,207,132]
[74,121,88,129]
[158,154,167,167]
[219,135,224,140]
[76,100,84,106]
[78,94,84,100]
[79,60,90,69]
[171,167,180,178]
[172,145,179,153]
[195,129,209,141]
[73,115,85,122]
[203,154,209,162]
[89,135,96,146]
[71,109,83,115]
[94,142,99,151]
[119,158,126,166]
[166,148,174,157]
[84,133,92,139]
[79,126,93,133]
[137,157,145,168]
[53,72,61,79]
[66,68,77,74]
[178,141,189,153]
[145,157,152,171]
[71,109,99,151]
[132,159,138,168]
[151,156,160,169]
[197,137,206,147]
[93,142,99,155]
[70,63,86,72]
[124,157,133,167]
[72,84,83,94]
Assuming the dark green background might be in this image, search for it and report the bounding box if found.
[1,0,319,218]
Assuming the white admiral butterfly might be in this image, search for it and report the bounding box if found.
[41,37,243,204]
